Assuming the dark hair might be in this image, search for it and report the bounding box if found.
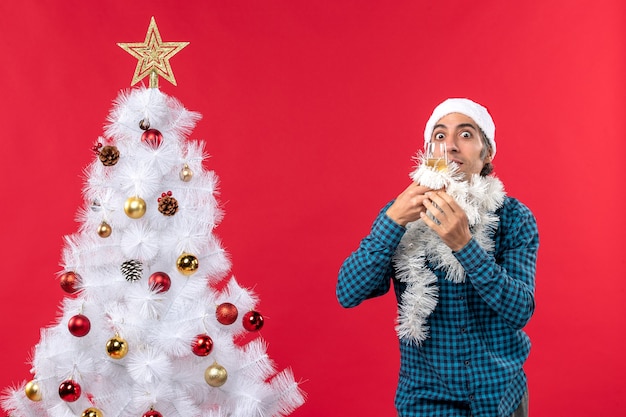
[479,130,494,176]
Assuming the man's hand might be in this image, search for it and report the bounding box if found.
[386,183,433,227]
[420,190,472,251]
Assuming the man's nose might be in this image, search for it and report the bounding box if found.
[445,137,459,152]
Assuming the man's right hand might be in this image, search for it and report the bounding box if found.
[385,182,433,227]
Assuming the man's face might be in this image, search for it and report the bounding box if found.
[429,112,491,179]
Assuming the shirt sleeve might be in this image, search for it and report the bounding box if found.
[454,198,539,330]
[336,202,406,308]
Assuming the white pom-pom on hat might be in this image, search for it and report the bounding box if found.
[423,98,496,158]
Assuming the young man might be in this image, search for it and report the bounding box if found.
[337,98,539,417]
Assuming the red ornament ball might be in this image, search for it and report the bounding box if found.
[60,271,81,294]
[143,409,162,417]
[216,302,238,325]
[58,379,81,402]
[148,272,171,293]
[141,129,163,148]
[68,314,91,337]
[191,334,214,356]
[242,310,264,332]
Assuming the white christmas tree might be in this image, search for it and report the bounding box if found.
[1,17,304,417]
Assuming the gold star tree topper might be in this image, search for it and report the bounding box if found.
[118,17,189,88]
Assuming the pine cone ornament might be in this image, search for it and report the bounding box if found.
[99,145,120,166]
[120,260,143,282]
[158,192,178,216]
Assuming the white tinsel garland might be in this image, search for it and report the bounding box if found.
[392,155,506,345]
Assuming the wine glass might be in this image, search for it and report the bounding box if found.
[425,142,448,171]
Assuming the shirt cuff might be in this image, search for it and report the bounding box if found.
[453,238,490,274]
[370,212,406,249]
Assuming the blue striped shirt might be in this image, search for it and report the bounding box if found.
[337,196,539,416]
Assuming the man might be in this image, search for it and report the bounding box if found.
[336,98,538,417]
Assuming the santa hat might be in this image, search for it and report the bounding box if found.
[423,98,496,158]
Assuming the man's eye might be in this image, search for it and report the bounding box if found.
[434,133,445,140]
[461,131,471,138]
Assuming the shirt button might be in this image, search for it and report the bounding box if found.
[464,360,470,366]
[469,394,475,401]
[461,327,467,333]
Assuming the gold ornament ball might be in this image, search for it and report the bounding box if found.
[204,362,228,387]
[106,335,129,359]
[82,408,103,417]
[124,196,147,219]
[97,221,112,238]
[176,253,199,276]
[25,380,42,401]
[179,164,193,182]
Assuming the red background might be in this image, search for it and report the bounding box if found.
[1,1,624,416]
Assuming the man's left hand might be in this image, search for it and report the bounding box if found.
[420,190,472,251]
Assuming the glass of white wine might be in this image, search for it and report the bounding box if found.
[425,142,448,171]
